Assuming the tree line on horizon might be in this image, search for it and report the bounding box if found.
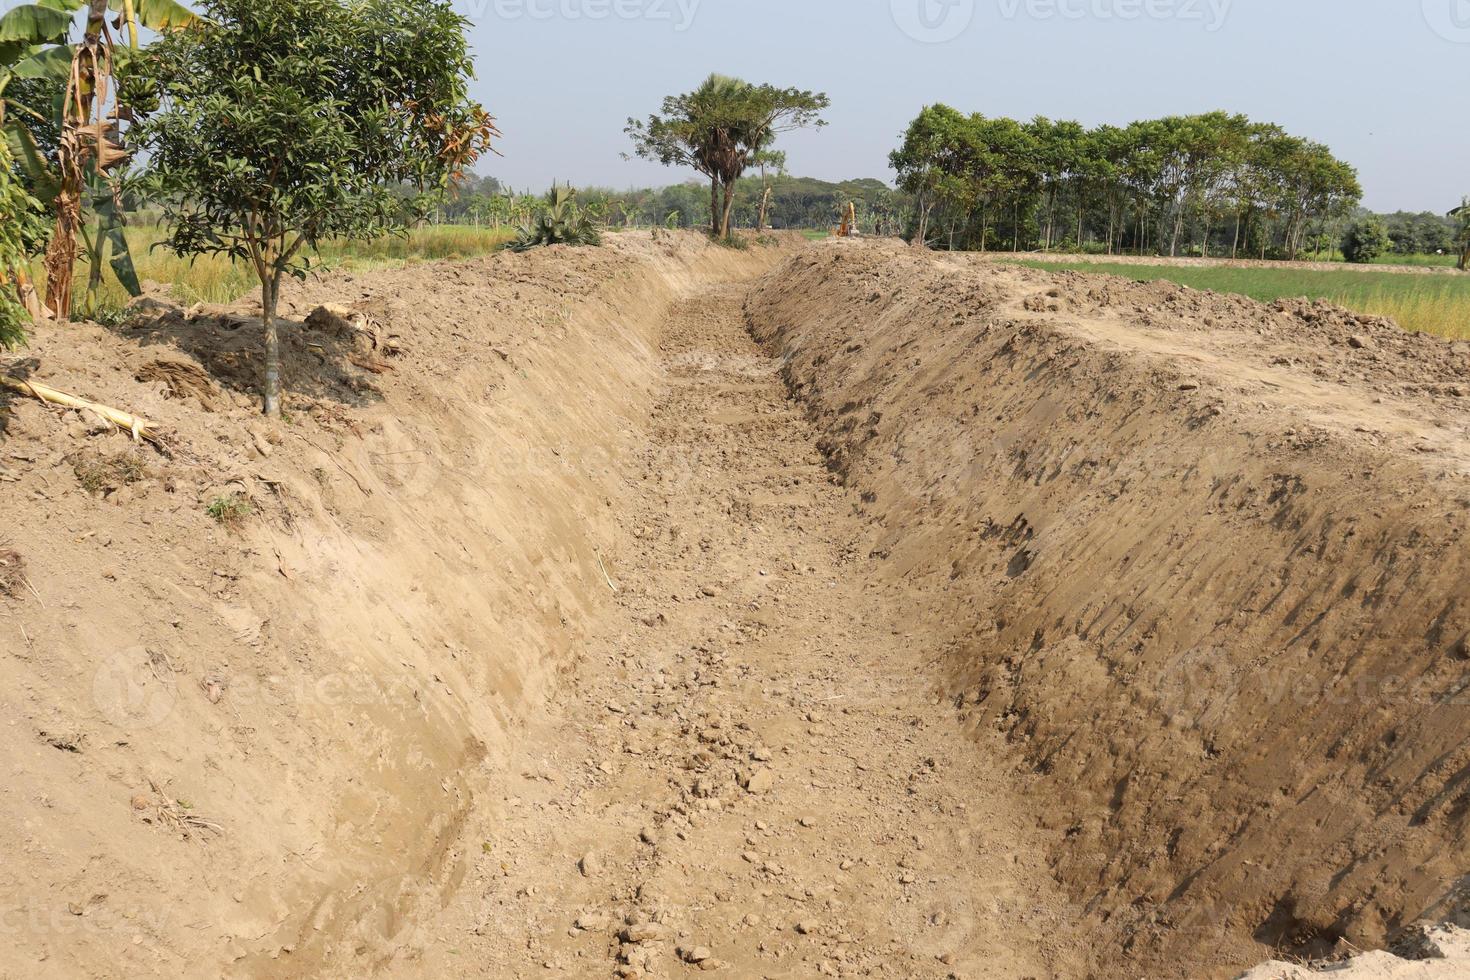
[890,106,1366,261]
[425,168,1460,263]
[425,98,1461,262]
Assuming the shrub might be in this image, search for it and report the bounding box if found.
[1342,217,1392,264]
[72,451,149,496]
[206,493,252,528]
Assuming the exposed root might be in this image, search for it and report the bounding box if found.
[136,778,223,842]
[0,545,25,600]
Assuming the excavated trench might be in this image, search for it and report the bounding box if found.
[2,234,1468,979]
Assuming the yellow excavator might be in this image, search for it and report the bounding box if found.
[835,202,858,238]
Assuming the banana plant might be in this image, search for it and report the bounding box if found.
[1451,201,1470,272]
[1,0,197,320]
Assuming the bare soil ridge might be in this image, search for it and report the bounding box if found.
[746,240,1470,977]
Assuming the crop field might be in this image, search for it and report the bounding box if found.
[29,224,516,313]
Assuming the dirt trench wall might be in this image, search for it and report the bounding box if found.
[745,243,1470,977]
[0,233,790,979]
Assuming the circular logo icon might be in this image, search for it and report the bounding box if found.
[892,0,976,43]
[1424,0,1470,43]
[93,647,178,730]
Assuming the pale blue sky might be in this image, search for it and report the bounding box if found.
[454,0,1469,212]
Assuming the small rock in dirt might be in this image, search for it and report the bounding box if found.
[575,911,611,931]
[620,921,668,944]
[579,853,603,877]
[795,920,819,936]
[1348,335,1371,349]
[679,946,713,964]
[639,826,660,846]
[741,769,775,794]
[742,851,761,864]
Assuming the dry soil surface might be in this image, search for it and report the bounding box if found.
[6,233,1470,980]
[373,284,1083,979]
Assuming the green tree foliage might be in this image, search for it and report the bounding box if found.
[508,184,602,252]
[0,138,43,348]
[626,74,828,239]
[1378,212,1453,256]
[135,0,497,416]
[891,106,1362,258]
[1341,216,1392,264]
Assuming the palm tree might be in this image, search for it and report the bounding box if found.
[626,74,828,239]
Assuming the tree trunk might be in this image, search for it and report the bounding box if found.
[709,178,721,238]
[1460,244,1470,272]
[43,186,82,321]
[915,192,930,247]
[261,274,282,418]
[719,182,735,239]
[83,218,106,315]
[1044,188,1055,251]
[757,185,772,230]
[1232,211,1242,259]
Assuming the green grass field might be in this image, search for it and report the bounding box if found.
[42,224,516,315]
[1367,253,1462,268]
[1012,259,1470,339]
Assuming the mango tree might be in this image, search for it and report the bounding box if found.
[135,0,499,417]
